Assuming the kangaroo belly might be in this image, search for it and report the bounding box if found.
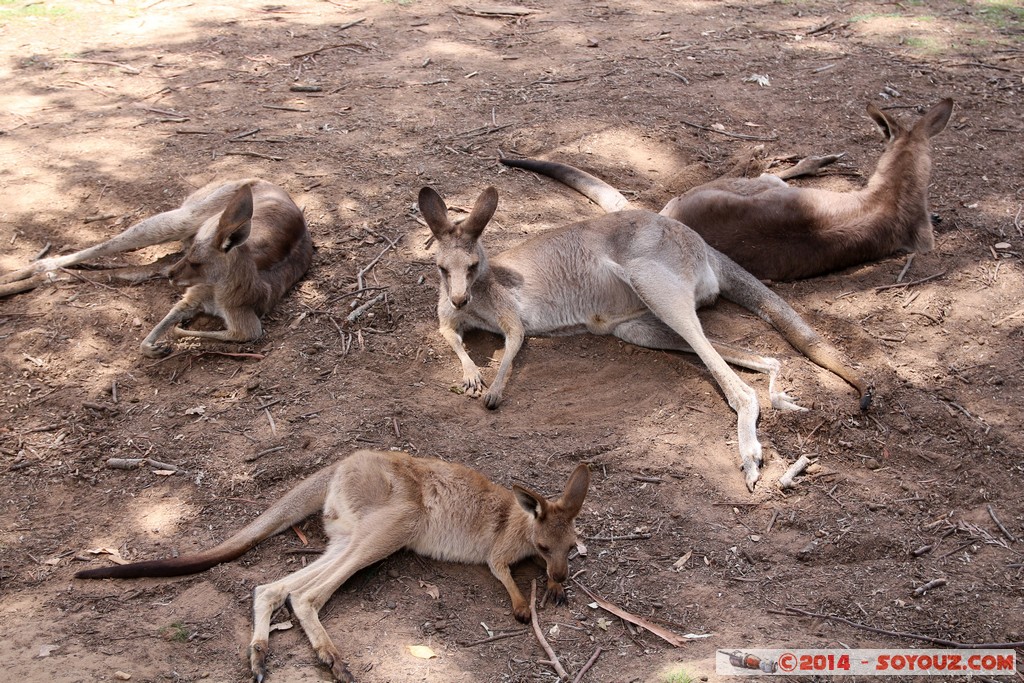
[519,271,647,337]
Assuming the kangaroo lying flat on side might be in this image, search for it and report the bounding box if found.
[77,449,591,682]
[0,179,312,357]
[420,186,871,491]
[500,99,953,281]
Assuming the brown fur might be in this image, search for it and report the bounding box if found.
[501,99,953,281]
[420,185,870,491]
[0,179,312,356]
[76,449,590,683]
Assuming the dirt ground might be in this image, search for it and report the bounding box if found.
[1,1,1022,681]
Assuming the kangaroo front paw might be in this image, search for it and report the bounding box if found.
[461,373,484,397]
[547,582,568,607]
[512,600,531,624]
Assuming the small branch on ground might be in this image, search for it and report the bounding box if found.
[458,629,529,647]
[778,455,812,490]
[771,606,1024,648]
[106,457,185,473]
[573,580,699,647]
[530,580,569,681]
[874,271,946,292]
[678,118,778,141]
[572,647,603,683]
[987,504,1017,542]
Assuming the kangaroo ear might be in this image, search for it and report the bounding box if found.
[915,98,953,138]
[866,103,902,142]
[513,484,548,520]
[559,463,591,517]
[418,187,453,239]
[456,186,498,240]
[216,184,254,252]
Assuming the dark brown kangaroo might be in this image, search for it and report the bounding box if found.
[501,99,953,281]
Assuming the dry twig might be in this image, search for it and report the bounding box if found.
[106,457,185,473]
[572,647,603,683]
[678,118,778,141]
[778,455,811,490]
[913,578,947,597]
[573,581,697,647]
[772,606,1024,648]
[458,628,529,647]
[987,504,1017,542]
[530,580,569,680]
[874,271,946,291]
[65,58,140,74]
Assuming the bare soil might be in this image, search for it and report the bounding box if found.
[1,1,1022,682]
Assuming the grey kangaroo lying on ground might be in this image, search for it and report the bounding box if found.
[0,179,312,357]
[500,98,953,281]
[419,185,872,491]
[77,449,592,683]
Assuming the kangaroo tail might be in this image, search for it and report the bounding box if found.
[76,461,338,579]
[499,156,632,213]
[715,253,873,411]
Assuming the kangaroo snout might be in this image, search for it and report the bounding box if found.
[548,565,568,584]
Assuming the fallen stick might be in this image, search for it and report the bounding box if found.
[874,270,946,292]
[292,18,367,58]
[771,606,1024,648]
[778,455,812,490]
[65,58,141,74]
[573,580,698,647]
[458,628,529,647]
[986,504,1016,542]
[106,457,185,473]
[356,236,400,290]
[913,578,947,597]
[346,292,385,323]
[571,647,603,683]
[678,117,778,142]
[530,580,569,681]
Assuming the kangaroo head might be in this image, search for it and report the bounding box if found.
[418,186,498,309]
[865,98,953,254]
[513,463,591,585]
[169,183,255,288]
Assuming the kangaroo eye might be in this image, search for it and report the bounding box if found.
[467,263,478,273]
[537,544,550,554]
[438,266,449,276]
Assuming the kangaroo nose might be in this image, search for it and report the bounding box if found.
[450,294,467,309]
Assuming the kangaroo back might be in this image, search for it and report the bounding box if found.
[76,462,337,579]
[501,99,953,281]
[713,252,872,409]
[167,181,311,312]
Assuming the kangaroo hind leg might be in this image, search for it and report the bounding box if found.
[613,313,806,412]
[624,267,764,491]
[774,153,846,180]
[251,509,416,682]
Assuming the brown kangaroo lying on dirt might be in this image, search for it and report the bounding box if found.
[419,185,871,491]
[77,449,591,683]
[0,179,312,357]
[500,99,953,281]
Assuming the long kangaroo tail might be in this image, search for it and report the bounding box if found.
[76,462,338,579]
[499,157,632,213]
[714,252,873,411]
